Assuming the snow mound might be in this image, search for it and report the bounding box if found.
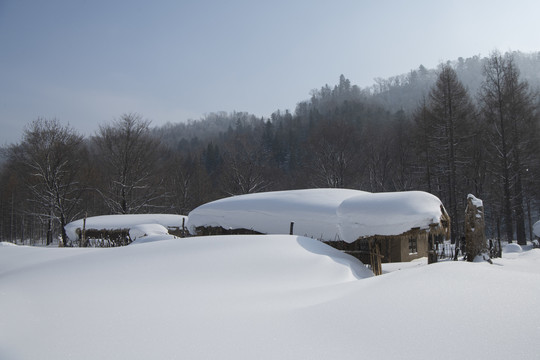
[129,234,178,244]
[129,223,169,239]
[473,251,492,263]
[129,224,178,244]
[0,241,18,247]
[503,243,523,253]
[533,220,540,238]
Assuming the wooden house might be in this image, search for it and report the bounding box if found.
[187,189,451,273]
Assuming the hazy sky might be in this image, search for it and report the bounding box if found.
[1,0,539,145]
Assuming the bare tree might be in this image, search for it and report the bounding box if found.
[363,119,392,192]
[388,110,415,191]
[221,134,269,195]
[412,97,437,194]
[308,118,361,188]
[165,153,212,214]
[428,64,476,242]
[8,118,85,245]
[93,113,164,214]
[479,52,539,244]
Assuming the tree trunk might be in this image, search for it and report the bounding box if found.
[60,213,69,247]
[465,194,487,262]
[46,219,52,246]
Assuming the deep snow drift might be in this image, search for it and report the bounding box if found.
[1,235,539,360]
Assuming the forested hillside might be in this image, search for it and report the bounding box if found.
[1,51,540,245]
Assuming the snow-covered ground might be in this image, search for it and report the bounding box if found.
[1,235,539,360]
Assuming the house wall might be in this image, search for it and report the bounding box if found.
[379,238,400,263]
[377,232,430,263]
[398,233,429,262]
[333,233,430,264]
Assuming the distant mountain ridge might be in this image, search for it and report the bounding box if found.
[153,50,540,143]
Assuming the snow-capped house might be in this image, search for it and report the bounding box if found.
[65,214,188,246]
[187,189,450,271]
[335,191,450,271]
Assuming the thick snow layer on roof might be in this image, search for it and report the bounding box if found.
[129,223,169,239]
[65,214,187,241]
[338,191,445,242]
[129,224,178,245]
[187,188,364,241]
[188,189,446,242]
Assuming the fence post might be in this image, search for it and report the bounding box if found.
[182,218,186,237]
[81,212,87,247]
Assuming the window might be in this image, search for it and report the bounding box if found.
[408,237,418,254]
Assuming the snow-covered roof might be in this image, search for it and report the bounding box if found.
[187,188,361,241]
[338,191,447,241]
[129,224,178,244]
[65,214,187,241]
[187,189,448,243]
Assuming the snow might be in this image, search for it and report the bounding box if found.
[129,223,169,239]
[64,214,187,241]
[503,243,523,253]
[2,235,540,360]
[129,224,178,244]
[473,251,492,263]
[468,193,484,208]
[187,188,362,240]
[187,189,447,242]
[533,220,540,237]
[338,190,445,241]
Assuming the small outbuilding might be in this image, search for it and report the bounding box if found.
[65,214,188,246]
[336,191,450,272]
